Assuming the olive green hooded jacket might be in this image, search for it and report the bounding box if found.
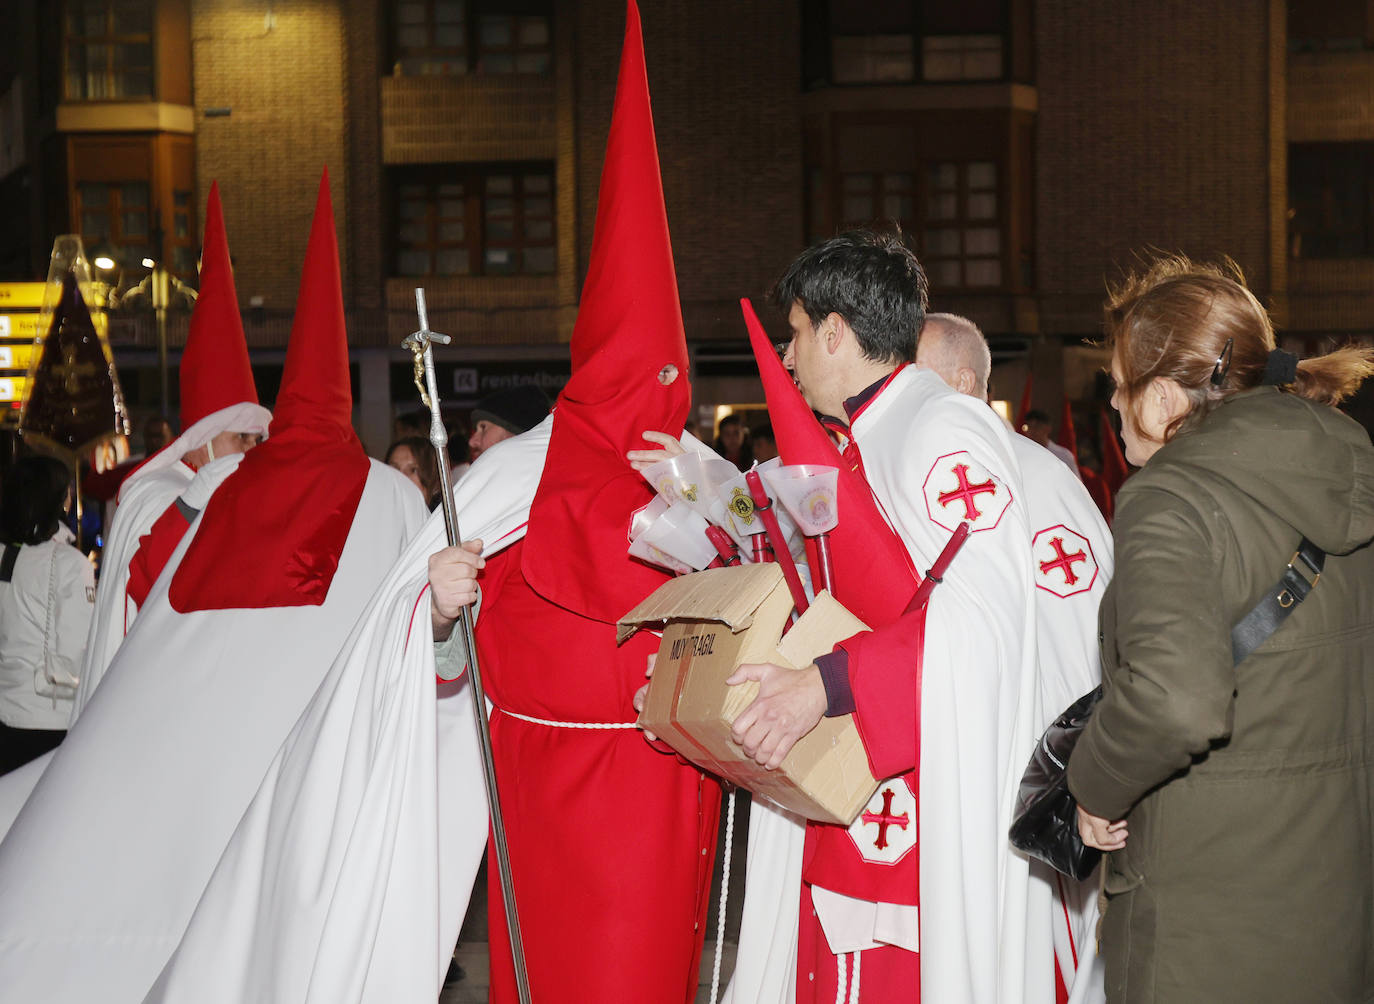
[1067,387,1374,1004]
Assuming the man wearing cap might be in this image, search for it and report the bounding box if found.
[70,183,270,722]
[467,385,552,461]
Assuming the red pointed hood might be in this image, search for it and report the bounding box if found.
[170,170,370,612]
[521,0,690,623]
[181,182,258,429]
[742,298,917,628]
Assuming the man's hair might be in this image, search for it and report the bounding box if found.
[920,313,990,394]
[772,230,929,365]
[1,455,71,546]
[1023,409,1052,425]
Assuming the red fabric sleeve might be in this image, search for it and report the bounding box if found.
[126,504,193,610]
[834,604,926,781]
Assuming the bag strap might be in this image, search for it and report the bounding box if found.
[1230,537,1324,664]
[0,543,19,583]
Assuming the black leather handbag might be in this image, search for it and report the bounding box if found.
[1009,537,1324,880]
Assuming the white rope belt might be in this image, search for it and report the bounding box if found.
[497,708,638,730]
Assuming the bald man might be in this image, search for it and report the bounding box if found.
[917,313,1110,1004]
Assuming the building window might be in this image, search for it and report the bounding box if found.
[170,189,196,277]
[921,35,1003,81]
[1289,0,1374,52]
[1289,142,1374,259]
[64,0,154,100]
[835,161,1001,289]
[78,180,154,267]
[816,0,1006,86]
[393,164,555,277]
[392,0,552,77]
[921,160,1001,288]
[838,171,917,234]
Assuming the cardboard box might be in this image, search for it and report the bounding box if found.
[618,563,880,825]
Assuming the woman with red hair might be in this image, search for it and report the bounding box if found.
[1067,255,1374,1003]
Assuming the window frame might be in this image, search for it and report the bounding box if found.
[812,0,1011,87]
[830,158,1006,291]
[390,163,557,279]
[62,0,156,102]
[389,0,554,78]
[1288,141,1374,261]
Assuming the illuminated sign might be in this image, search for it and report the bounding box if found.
[0,376,31,402]
[0,283,48,310]
[0,345,35,371]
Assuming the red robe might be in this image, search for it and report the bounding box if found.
[476,540,720,1003]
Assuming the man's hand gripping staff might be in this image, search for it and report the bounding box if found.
[407,288,532,1004]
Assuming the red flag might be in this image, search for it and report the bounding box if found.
[171,169,369,612]
[520,0,690,623]
[1056,395,1079,472]
[1015,368,1034,430]
[740,298,917,628]
[1099,406,1129,496]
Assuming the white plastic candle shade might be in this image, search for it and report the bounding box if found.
[629,494,672,541]
[761,464,840,535]
[627,530,693,575]
[638,500,719,571]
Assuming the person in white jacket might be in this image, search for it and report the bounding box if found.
[0,456,94,774]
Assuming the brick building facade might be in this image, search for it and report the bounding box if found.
[3,0,1373,452]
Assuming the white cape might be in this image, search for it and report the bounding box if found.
[72,462,193,721]
[0,469,196,850]
[144,417,552,1001]
[1011,435,1112,1004]
[729,368,1054,1003]
[0,461,427,1003]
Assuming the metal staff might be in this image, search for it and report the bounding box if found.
[404,288,532,1004]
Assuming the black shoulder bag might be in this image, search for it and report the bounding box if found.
[1008,537,1325,880]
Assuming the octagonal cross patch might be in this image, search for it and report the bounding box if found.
[847,779,917,865]
[1031,524,1099,598]
[922,451,1012,533]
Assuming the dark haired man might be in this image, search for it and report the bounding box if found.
[728,232,1052,1002]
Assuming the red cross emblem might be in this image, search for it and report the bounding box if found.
[861,787,909,850]
[923,451,1012,533]
[1032,524,1099,598]
[937,463,998,520]
[847,779,917,865]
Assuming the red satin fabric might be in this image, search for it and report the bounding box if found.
[125,503,191,610]
[169,173,368,612]
[476,542,719,1003]
[521,0,689,625]
[180,182,258,429]
[797,884,920,1003]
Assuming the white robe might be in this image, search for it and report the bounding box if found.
[730,367,1053,1003]
[74,399,271,724]
[0,460,427,1004]
[143,417,553,1002]
[72,462,192,721]
[1011,435,1111,1004]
